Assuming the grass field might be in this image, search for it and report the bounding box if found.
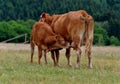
[0,43,120,84]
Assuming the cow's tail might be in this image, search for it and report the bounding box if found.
[84,15,94,69]
[84,15,94,56]
[30,35,35,63]
[84,15,94,43]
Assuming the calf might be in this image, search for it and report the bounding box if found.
[30,22,69,65]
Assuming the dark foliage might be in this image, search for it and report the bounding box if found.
[0,0,120,45]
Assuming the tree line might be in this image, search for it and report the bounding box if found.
[0,0,120,45]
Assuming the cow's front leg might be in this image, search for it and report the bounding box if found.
[65,48,72,67]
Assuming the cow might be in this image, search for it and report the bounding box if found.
[40,10,94,68]
[30,21,69,66]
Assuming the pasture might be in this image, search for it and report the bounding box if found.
[0,43,119,84]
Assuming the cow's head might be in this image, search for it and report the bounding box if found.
[40,13,53,25]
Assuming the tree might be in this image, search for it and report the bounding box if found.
[94,23,109,45]
[110,36,120,46]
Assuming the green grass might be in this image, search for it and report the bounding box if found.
[0,45,120,84]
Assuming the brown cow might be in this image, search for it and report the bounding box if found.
[30,21,69,65]
[40,10,94,68]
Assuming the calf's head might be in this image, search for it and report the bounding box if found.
[45,35,69,51]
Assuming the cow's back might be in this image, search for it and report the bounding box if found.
[52,11,86,42]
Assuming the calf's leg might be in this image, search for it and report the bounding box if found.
[38,46,42,65]
[51,51,57,66]
[55,50,60,66]
[30,41,35,63]
[43,50,47,65]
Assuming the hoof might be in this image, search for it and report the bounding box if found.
[54,63,60,67]
[30,60,33,63]
[88,65,93,69]
[38,62,40,65]
[45,62,47,65]
[76,64,80,69]
[68,64,72,67]
[88,67,93,69]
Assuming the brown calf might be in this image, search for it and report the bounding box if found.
[30,22,69,65]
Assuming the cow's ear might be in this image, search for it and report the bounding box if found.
[40,13,46,18]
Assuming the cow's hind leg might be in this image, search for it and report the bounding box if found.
[73,37,82,69]
[75,47,82,68]
[85,15,94,69]
[85,39,93,69]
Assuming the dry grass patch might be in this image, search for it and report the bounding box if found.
[0,43,120,84]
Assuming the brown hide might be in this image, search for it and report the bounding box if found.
[41,11,86,49]
[40,10,94,68]
[30,22,69,65]
[31,22,56,47]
